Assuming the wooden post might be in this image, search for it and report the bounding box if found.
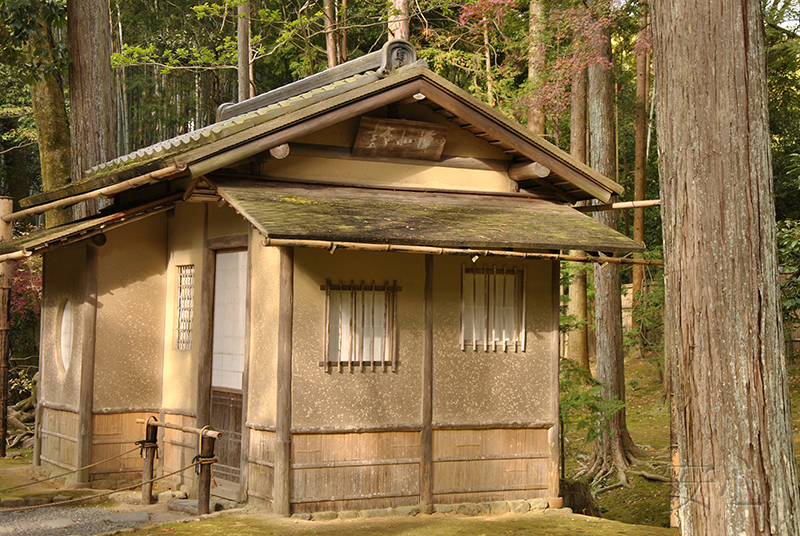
[419,254,433,513]
[0,197,12,458]
[141,421,158,504]
[197,432,216,516]
[77,244,99,485]
[273,246,294,516]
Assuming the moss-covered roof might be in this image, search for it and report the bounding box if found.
[213,178,643,254]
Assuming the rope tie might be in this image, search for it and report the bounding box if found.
[134,440,159,458]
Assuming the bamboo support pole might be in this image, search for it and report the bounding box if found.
[0,197,11,458]
[135,418,222,439]
[3,164,186,223]
[575,199,661,212]
[261,238,662,266]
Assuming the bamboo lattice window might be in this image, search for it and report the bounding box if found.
[176,265,195,351]
[461,265,526,352]
[321,280,400,372]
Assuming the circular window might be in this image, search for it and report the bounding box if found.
[58,300,73,371]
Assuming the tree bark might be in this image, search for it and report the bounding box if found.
[68,0,116,218]
[388,0,410,41]
[323,0,338,69]
[567,67,589,371]
[652,0,800,533]
[579,24,641,485]
[238,0,251,101]
[28,21,71,228]
[631,0,649,361]
[527,0,546,136]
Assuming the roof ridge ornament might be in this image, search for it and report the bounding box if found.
[377,39,417,78]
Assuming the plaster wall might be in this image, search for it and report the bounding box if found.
[40,245,88,411]
[161,203,206,415]
[261,157,514,193]
[93,214,167,411]
[207,203,249,239]
[291,249,425,430]
[430,256,555,425]
[246,239,281,427]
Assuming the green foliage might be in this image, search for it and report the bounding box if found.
[778,220,800,356]
[0,0,68,83]
[559,358,625,446]
[624,248,665,357]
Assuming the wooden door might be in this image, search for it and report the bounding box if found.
[209,250,247,491]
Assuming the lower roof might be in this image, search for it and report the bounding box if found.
[212,178,644,254]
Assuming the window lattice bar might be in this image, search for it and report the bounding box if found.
[321,280,400,371]
[176,265,195,351]
[461,265,526,352]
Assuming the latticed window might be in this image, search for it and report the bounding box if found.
[461,265,526,352]
[322,280,400,371]
[176,265,195,350]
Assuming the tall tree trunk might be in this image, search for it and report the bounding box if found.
[68,0,115,218]
[388,0,410,41]
[527,0,546,136]
[652,0,800,533]
[29,22,71,228]
[238,0,251,101]
[567,67,590,371]
[323,0,338,68]
[483,21,494,106]
[339,0,348,63]
[631,0,649,361]
[578,24,641,486]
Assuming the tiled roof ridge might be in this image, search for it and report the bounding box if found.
[82,40,422,182]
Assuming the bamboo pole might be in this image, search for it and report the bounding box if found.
[134,418,222,438]
[0,197,12,458]
[3,164,186,223]
[260,238,662,267]
[575,199,660,212]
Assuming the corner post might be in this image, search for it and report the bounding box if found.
[77,243,99,486]
[548,260,560,499]
[0,197,12,458]
[420,254,433,513]
[274,246,294,516]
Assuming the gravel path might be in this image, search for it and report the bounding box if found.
[0,501,189,536]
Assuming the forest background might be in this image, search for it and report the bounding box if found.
[1,0,800,528]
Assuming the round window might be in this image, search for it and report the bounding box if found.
[58,300,73,371]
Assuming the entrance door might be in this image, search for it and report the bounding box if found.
[209,250,247,497]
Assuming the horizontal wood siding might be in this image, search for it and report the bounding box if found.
[162,414,198,490]
[432,429,549,503]
[40,407,79,471]
[91,412,158,480]
[290,431,420,513]
[247,428,275,508]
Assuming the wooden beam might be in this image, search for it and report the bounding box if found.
[274,246,294,517]
[507,161,551,181]
[419,80,618,203]
[420,254,434,514]
[77,243,99,486]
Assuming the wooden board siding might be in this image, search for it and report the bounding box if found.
[247,428,275,507]
[431,429,550,503]
[162,414,198,490]
[90,412,157,480]
[290,431,420,513]
[210,389,243,482]
[39,406,79,472]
